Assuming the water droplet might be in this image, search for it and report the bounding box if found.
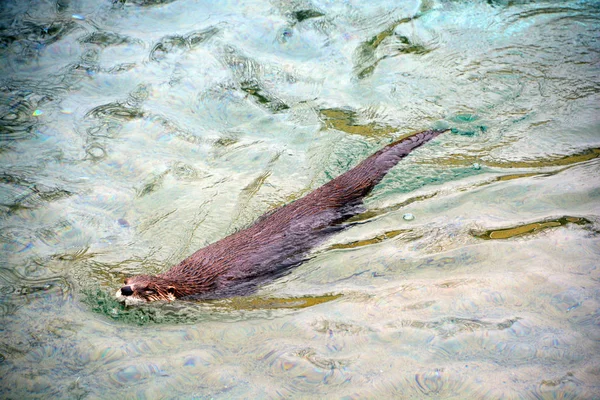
[72,14,85,20]
[403,213,415,221]
[279,27,294,43]
[472,163,481,170]
[32,110,43,116]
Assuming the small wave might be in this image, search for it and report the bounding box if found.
[80,31,143,48]
[0,267,72,316]
[149,26,220,62]
[83,287,341,325]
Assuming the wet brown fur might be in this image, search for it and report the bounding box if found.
[119,129,445,302]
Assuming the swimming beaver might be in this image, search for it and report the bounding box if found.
[116,129,445,305]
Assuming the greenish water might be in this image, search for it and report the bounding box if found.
[1,0,599,398]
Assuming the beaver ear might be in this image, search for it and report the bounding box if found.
[167,286,175,295]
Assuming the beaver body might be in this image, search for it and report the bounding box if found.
[117,129,445,304]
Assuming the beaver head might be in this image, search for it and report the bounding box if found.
[116,275,179,305]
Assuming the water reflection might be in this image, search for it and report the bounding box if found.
[1,0,599,398]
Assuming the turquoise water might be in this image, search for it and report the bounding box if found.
[1,0,599,398]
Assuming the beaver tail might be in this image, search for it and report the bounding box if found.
[312,129,446,206]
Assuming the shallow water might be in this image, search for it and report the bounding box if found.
[1,0,599,398]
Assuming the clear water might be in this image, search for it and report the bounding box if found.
[1,0,599,398]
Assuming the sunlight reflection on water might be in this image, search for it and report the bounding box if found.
[0,0,599,398]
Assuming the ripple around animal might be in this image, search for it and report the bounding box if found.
[82,287,342,325]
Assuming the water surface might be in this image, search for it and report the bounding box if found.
[1,0,599,398]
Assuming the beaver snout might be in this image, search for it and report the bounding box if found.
[121,286,134,296]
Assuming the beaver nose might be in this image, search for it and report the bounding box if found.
[121,286,133,296]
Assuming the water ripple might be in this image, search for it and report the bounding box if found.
[0,267,72,316]
[80,31,143,48]
[0,0,599,398]
[85,102,143,121]
[149,26,220,62]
